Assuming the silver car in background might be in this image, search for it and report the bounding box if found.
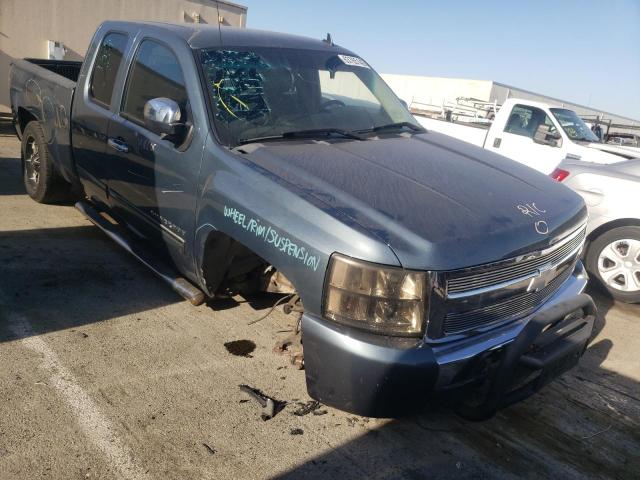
[552,159,640,303]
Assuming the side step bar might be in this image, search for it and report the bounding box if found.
[75,201,206,306]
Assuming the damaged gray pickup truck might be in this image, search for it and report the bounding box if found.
[9,21,596,419]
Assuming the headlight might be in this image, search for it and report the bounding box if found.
[323,253,428,336]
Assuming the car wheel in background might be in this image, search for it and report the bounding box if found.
[21,121,71,204]
[586,226,640,304]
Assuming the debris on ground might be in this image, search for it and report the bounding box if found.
[247,294,296,325]
[202,443,216,455]
[290,428,304,435]
[291,400,327,416]
[273,335,304,369]
[224,340,256,357]
[269,296,304,368]
[70,329,89,338]
[346,416,364,427]
[239,384,285,420]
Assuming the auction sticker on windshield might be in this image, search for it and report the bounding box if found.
[338,54,370,68]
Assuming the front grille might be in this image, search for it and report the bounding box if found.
[447,226,585,295]
[428,223,587,339]
[443,264,573,335]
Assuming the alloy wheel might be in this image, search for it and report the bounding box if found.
[24,136,41,187]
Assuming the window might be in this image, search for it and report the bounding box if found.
[550,108,599,143]
[199,47,415,147]
[318,70,381,107]
[122,41,188,125]
[89,33,128,106]
[504,104,557,140]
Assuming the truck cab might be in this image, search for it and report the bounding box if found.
[483,99,635,174]
[9,21,597,419]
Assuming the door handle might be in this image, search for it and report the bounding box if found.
[108,138,129,153]
[493,137,502,148]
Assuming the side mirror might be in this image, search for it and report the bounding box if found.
[533,124,562,148]
[143,97,186,138]
[399,99,408,110]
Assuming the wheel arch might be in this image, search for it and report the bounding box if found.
[16,107,38,139]
[586,217,640,249]
[194,223,316,311]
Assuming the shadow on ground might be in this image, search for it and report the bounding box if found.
[0,156,26,196]
[0,224,185,342]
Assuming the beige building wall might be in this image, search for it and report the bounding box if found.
[381,73,494,109]
[0,0,247,110]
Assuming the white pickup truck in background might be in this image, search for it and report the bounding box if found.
[413,98,639,175]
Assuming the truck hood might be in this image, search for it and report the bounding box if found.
[240,131,587,270]
[585,143,640,160]
[567,142,636,165]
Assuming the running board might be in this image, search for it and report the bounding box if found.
[75,201,206,306]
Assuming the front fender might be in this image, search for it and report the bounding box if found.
[194,140,399,316]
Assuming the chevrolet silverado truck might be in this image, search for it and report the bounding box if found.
[9,21,596,419]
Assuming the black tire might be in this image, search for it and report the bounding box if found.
[21,121,72,204]
[585,226,640,304]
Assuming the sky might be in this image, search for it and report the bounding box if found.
[239,0,640,119]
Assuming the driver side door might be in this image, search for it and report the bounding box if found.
[105,39,203,272]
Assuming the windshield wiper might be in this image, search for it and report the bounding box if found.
[356,122,426,135]
[238,128,364,146]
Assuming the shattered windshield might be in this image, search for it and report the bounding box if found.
[199,47,417,147]
[550,108,599,143]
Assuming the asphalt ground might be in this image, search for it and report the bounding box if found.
[0,117,638,479]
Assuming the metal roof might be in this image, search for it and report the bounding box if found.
[100,21,352,53]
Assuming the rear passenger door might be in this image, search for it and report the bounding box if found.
[105,38,205,272]
[72,31,129,204]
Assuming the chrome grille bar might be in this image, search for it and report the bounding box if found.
[431,222,587,339]
[447,224,586,295]
[443,265,574,335]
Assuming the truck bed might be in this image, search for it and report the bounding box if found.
[24,58,82,83]
[9,58,78,184]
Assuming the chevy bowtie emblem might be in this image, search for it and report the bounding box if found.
[526,268,554,293]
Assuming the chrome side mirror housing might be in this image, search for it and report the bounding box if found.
[143,97,186,137]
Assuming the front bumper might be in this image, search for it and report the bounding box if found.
[303,261,595,418]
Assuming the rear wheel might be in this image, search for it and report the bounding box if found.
[21,121,71,203]
[586,226,640,304]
